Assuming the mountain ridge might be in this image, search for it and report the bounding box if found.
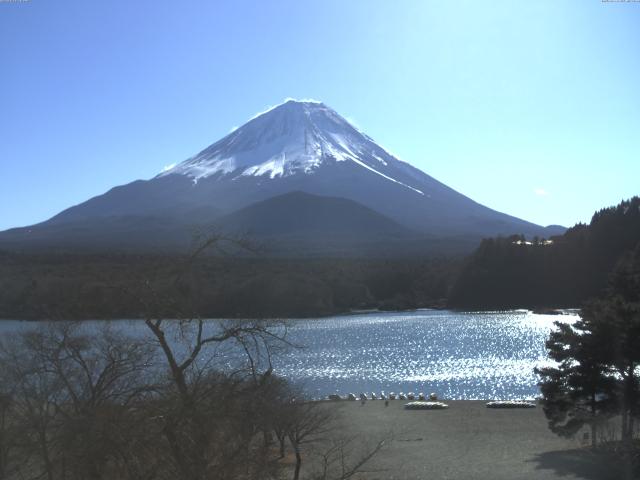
[0,99,564,255]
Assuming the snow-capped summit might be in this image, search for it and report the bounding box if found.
[160,99,423,194]
[0,99,563,254]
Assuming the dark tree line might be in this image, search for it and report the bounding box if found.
[449,197,640,310]
[0,253,460,320]
[536,244,640,478]
[2,197,639,320]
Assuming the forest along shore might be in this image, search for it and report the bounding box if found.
[0,253,457,319]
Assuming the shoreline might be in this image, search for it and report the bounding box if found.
[0,306,580,322]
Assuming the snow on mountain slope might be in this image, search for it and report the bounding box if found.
[159,99,424,195]
[0,98,563,254]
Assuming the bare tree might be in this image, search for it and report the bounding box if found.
[0,234,389,480]
[0,391,23,480]
[278,398,392,480]
[0,322,157,480]
[115,234,293,480]
[284,401,335,480]
[310,433,390,480]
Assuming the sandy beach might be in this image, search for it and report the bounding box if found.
[323,400,623,480]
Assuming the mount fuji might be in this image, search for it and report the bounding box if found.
[0,99,563,255]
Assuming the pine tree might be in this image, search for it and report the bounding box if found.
[535,318,616,448]
[537,242,640,453]
[585,244,640,449]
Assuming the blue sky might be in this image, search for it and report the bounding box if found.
[1,0,638,230]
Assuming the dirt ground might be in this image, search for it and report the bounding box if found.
[322,400,627,480]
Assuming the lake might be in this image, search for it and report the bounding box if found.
[0,309,575,400]
[275,309,575,400]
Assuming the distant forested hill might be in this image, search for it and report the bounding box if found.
[0,253,460,320]
[448,197,640,310]
[4,197,637,319]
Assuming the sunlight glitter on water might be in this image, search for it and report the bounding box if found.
[273,309,577,400]
[0,310,576,400]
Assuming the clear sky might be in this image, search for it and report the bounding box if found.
[1,0,638,231]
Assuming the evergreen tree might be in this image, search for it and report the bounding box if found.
[537,243,640,455]
[535,319,616,447]
[586,244,640,448]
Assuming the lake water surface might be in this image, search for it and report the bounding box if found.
[273,309,577,400]
[1,310,576,400]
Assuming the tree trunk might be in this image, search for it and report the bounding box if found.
[263,429,272,447]
[144,320,189,399]
[621,407,629,443]
[293,448,302,480]
[162,422,194,480]
[590,393,597,449]
[622,365,638,447]
[39,428,55,480]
